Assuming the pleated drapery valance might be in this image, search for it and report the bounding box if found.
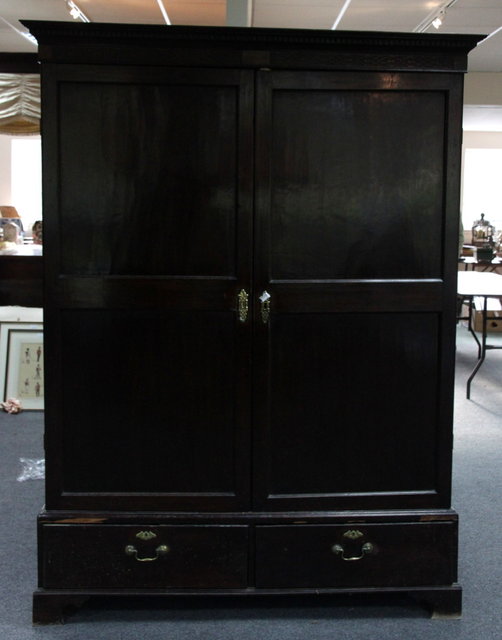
[0,74,40,135]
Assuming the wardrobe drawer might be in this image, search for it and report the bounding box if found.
[255,522,457,588]
[40,524,248,589]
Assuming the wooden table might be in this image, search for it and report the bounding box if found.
[459,256,502,272]
[457,271,502,398]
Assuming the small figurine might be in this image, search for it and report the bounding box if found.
[32,220,42,245]
[472,213,495,247]
[0,222,20,250]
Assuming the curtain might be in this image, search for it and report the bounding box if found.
[0,74,40,135]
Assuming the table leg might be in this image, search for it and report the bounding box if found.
[466,295,488,399]
[465,296,482,358]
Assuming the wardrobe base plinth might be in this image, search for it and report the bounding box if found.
[32,585,462,624]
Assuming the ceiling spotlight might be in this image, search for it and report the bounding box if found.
[65,0,90,23]
[414,0,459,34]
[432,12,444,29]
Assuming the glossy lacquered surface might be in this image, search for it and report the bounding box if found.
[41,524,248,589]
[27,21,480,621]
[255,522,457,588]
[43,66,254,512]
[58,71,246,278]
[264,75,445,280]
[43,66,460,513]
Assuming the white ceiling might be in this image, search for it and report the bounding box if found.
[0,0,501,72]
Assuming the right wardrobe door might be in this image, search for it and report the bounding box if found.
[252,69,462,512]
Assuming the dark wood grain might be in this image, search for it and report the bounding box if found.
[42,66,254,512]
[253,312,443,511]
[255,522,457,588]
[0,53,39,73]
[252,69,461,512]
[59,309,247,504]
[41,524,248,589]
[0,256,43,307]
[57,72,243,277]
[27,21,480,621]
[22,21,481,73]
[261,74,446,280]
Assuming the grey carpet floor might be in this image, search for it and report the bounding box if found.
[0,324,501,639]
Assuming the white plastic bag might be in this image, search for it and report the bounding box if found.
[17,457,45,481]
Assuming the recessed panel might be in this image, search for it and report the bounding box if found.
[270,90,445,279]
[60,309,239,494]
[59,81,239,276]
[268,312,440,495]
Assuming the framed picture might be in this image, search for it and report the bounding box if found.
[0,323,43,410]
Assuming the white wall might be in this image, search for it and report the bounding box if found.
[0,136,12,206]
[462,73,502,235]
[463,131,502,148]
[461,132,502,236]
[0,135,42,235]
[464,72,502,105]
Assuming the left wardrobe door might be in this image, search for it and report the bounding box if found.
[42,66,255,512]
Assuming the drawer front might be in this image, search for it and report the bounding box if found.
[255,522,457,588]
[41,524,248,589]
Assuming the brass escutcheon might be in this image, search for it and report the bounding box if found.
[343,530,364,540]
[135,531,157,541]
[238,289,249,323]
[259,290,271,323]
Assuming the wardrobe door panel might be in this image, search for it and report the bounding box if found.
[267,85,445,280]
[58,79,240,277]
[60,310,239,494]
[253,71,460,511]
[44,67,254,511]
[263,312,439,499]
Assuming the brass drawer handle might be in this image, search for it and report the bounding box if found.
[331,542,374,562]
[124,544,170,562]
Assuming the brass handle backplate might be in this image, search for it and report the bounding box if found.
[124,544,170,562]
[331,542,374,562]
[238,289,249,323]
[259,290,271,324]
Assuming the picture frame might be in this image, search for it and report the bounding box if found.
[0,323,43,410]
